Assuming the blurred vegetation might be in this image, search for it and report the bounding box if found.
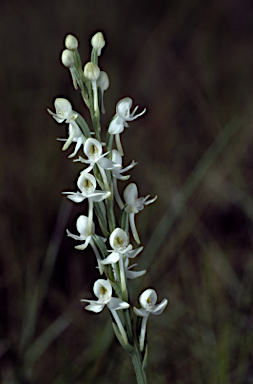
[1,0,253,383]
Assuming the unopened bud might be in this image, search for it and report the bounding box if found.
[61,49,74,67]
[65,34,78,50]
[84,62,100,81]
[97,71,109,91]
[91,32,105,56]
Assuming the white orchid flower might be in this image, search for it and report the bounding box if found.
[111,149,137,209]
[100,228,132,294]
[133,289,168,351]
[108,97,146,155]
[124,183,157,244]
[63,172,110,235]
[47,98,77,123]
[48,98,85,157]
[74,138,118,191]
[81,279,129,343]
[66,215,105,273]
[57,120,84,158]
[101,229,143,294]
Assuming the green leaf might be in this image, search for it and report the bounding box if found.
[93,201,109,238]
[91,234,108,259]
[112,322,133,354]
[142,344,148,372]
[75,113,91,137]
[120,209,129,234]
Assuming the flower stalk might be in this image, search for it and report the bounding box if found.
[48,31,167,384]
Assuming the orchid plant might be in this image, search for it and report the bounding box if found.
[48,31,168,384]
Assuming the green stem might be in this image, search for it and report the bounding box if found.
[130,342,148,384]
[124,309,147,384]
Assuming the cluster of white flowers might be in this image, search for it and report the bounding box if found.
[48,32,168,377]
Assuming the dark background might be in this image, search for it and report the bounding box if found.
[1,0,253,383]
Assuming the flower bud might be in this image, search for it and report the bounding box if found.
[83,62,100,81]
[97,71,109,91]
[61,49,74,67]
[91,32,105,56]
[65,34,78,50]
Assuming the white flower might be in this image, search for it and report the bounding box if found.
[111,149,137,209]
[81,279,129,343]
[124,183,157,244]
[75,138,118,190]
[108,97,146,155]
[48,98,85,157]
[64,172,110,203]
[63,172,110,235]
[101,229,143,294]
[58,120,84,158]
[47,98,77,124]
[77,138,116,171]
[81,279,129,312]
[101,228,132,264]
[133,289,168,351]
[66,215,105,273]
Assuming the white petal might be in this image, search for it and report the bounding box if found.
[85,303,105,313]
[109,228,129,250]
[124,183,138,205]
[93,279,112,300]
[116,97,132,118]
[75,237,91,250]
[108,115,125,134]
[76,215,94,236]
[139,289,157,309]
[149,299,168,315]
[111,149,122,166]
[126,269,146,279]
[66,229,83,241]
[68,137,83,158]
[90,191,111,202]
[77,172,96,193]
[84,138,102,159]
[126,246,143,259]
[100,252,120,265]
[63,192,85,203]
[107,297,130,311]
[98,157,117,170]
[133,307,148,317]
